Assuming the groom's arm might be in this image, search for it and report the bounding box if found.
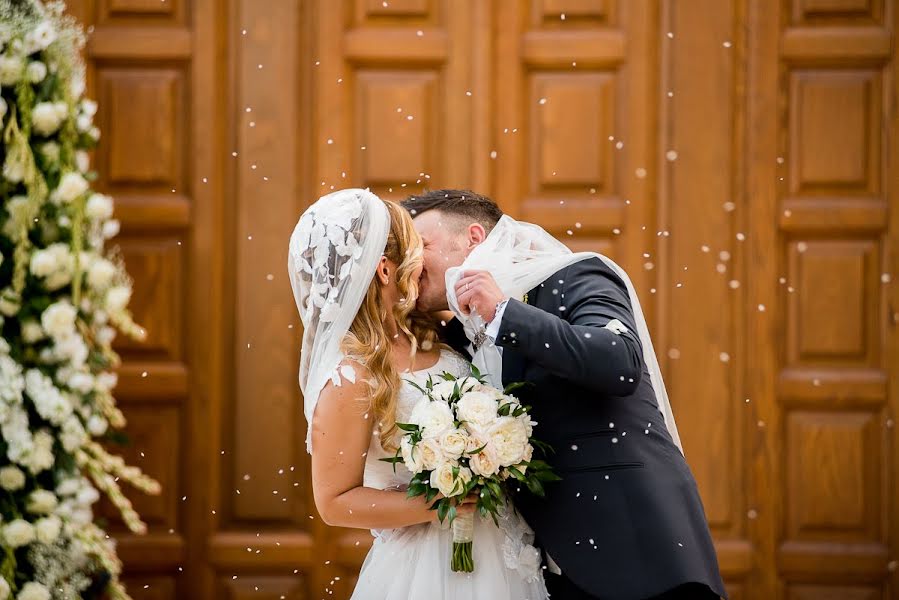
[496,258,644,396]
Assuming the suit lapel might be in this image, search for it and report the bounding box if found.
[501,287,538,386]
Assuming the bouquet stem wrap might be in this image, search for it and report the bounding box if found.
[451,512,475,572]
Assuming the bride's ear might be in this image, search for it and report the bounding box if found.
[376,256,391,286]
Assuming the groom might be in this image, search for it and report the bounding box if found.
[403,190,726,600]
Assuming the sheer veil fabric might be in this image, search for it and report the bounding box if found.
[445,214,683,452]
[287,189,390,453]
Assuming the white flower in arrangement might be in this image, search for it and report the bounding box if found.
[487,416,530,466]
[0,576,9,600]
[0,54,23,87]
[34,515,62,544]
[85,193,114,220]
[89,125,100,140]
[94,371,118,392]
[60,415,87,452]
[75,149,90,172]
[51,171,89,204]
[29,249,58,278]
[87,257,116,289]
[439,428,469,460]
[75,112,91,133]
[2,519,35,548]
[66,371,94,394]
[16,581,51,600]
[80,98,98,117]
[2,151,25,183]
[53,333,89,367]
[0,96,7,119]
[430,378,476,401]
[26,489,59,514]
[468,440,500,477]
[417,437,445,471]
[39,140,59,162]
[400,437,424,474]
[31,101,67,137]
[25,20,58,53]
[430,462,468,497]
[105,285,131,313]
[96,325,116,345]
[40,301,77,339]
[0,289,21,316]
[55,478,81,497]
[409,397,454,438]
[456,390,498,429]
[21,320,44,343]
[25,369,73,426]
[0,466,26,491]
[102,219,121,239]
[0,354,25,406]
[25,60,47,83]
[20,429,55,475]
[87,414,108,436]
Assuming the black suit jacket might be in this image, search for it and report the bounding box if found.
[442,258,726,600]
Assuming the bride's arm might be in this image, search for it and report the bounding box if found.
[310,368,438,530]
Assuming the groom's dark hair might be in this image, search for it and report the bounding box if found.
[402,189,503,231]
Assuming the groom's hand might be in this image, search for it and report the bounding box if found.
[454,270,506,323]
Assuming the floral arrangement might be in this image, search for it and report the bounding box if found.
[0,2,160,599]
[383,367,559,572]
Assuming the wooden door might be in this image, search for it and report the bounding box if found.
[64,1,897,599]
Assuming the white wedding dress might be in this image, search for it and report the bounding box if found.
[349,348,549,600]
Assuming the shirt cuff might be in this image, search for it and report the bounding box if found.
[485,298,509,341]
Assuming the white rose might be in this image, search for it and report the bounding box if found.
[0,577,9,600]
[0,55,22,87]
[105,285,131,312]
[417,437,445,471]
[16,581,50,600]
[85,193,114,220]
[31,102,65,136]
[41,302,77,339]
[456,391,498,428]
[87,258,116,289]
[400,437,424,474]
[34,515,61,544]
[29,249,58,277]
[439,428,468,460]
[3,519,35,548]
[26,489,58,514]
[25,61,46,83]
[409,398,454,438]
[430,462,464,497]
[87,414,107,436]
[75,150,90,173]
[488,416,530,467]
[52,172,89,204]
[0,466,25,491]
[468,440,500,477]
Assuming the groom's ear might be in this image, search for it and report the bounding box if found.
[465,222,488,249]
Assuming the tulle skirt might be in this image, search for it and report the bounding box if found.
[350,513,549,600]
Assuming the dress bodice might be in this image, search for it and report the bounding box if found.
[363,348,471,490]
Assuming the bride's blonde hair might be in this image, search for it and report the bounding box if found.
[342,200,440,451]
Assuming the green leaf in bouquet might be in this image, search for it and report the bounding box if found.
[446,503,457,524]
[425,486,439,503]
[464,441,488,456]
[502,381,532,395]
[507,466,527,482]
[529,437,556,455]
[407,482,427,497]
[439,372,456,381]
[526,477,546,498]
[395,421,420,432]
[378,456,404,465]
[436,498,450,523]
[403,378,427,394]
[470,363,482,379]
[535,469,563,482]
[497,403,512,416]
[486,479,505,501]
[512,406,527,417]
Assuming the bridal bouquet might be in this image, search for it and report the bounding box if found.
[382,366,559,572]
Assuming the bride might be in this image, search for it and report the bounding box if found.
[287,189,548,599]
